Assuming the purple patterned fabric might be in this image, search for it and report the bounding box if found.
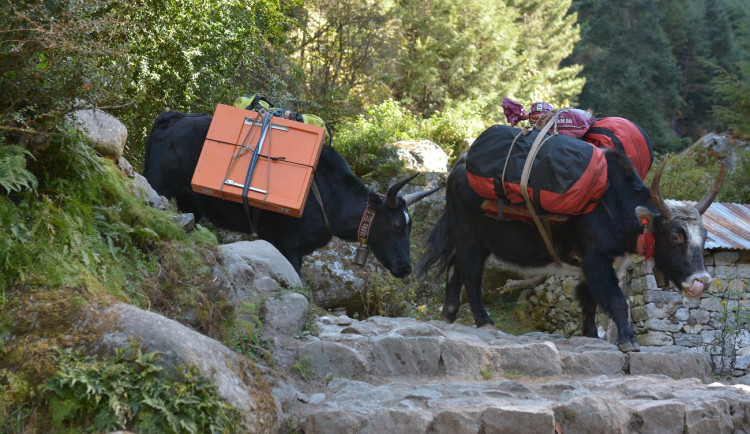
[501,98,528,126]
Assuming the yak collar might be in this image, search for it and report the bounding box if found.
[358,194,385,245]
[354,194,384,266]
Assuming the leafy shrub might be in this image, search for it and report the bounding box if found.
[291,357,314,382]
[0,129,186,297]
[423,101,489,160]
[712,60,750,139]
[645,143,750,204]
[0,1,131,133]
[0,369,33,432]
[722,151,750,203]
[334,99,419,181]
[45,343,239,433]
[0,0,293,171]
[334,99,490,180]
[360,274,413,318]
[0,141,37,194]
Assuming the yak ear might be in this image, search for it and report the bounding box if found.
[635,206,660,232]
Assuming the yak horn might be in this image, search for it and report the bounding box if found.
[650,154,672,220]
[386,172,419,208]
[695,161,725,215]
[404,184,444,207]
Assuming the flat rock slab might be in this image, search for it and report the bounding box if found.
[287,316,750,433]
[303,316,711,381]
[293,375,750,434]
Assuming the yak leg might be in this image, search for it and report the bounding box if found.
[454,243,492,328]
[575,282,599,338]
[441,260,462,323]
[581,258,639,352]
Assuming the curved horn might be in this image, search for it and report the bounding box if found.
[404,184,444,207]
[386,172,419,208]
[650,154,672,220]
[695,161,725,215]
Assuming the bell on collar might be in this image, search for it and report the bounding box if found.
[354,244,370,266]
[653,266,669,288]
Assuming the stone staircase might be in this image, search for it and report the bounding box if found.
[283,315,750,433]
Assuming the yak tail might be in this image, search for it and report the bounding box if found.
[416,197,456,280]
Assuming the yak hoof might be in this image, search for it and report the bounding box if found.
[440,311,457,324]
[477,322,496,330]
[618,340,641,353]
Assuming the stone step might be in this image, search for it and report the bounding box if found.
[87,302,750,433]
[285,316,750,433]
[293,316,713,383]
[293,374,750,434]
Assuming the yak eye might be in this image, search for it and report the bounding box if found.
[393,219,405,232]
[669,231,683,245]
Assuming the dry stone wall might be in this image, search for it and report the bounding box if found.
[521,251,750,377]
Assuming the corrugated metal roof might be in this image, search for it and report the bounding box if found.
[666,200,750,250]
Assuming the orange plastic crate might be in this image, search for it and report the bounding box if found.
[191,104,326,218]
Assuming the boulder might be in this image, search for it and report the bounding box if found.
[300,238,386,312]
[131,173,168,210]
[66,107,128,159]
[691,132,750,173]
[391,139,450,173]
[91,303,283,431]
[218,240,301,300]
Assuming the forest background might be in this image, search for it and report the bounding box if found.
[2,0,749,182]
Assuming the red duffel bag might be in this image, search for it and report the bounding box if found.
[582,117,653,180]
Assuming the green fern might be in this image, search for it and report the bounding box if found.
[44,343,240,433]
[0,144,38,194]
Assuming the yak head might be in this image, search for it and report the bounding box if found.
[636,155,725,298]
[364,173,442,278]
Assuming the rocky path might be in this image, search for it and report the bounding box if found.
[283,315,750,434]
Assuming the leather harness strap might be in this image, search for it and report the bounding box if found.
[311,179,331,234]
[310,179,381,250]
[520,111,562,265]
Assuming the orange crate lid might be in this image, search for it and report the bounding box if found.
[191,104,325,217]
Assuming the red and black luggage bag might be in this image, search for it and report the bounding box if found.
[582,117,653,180]
[466,125,608,216]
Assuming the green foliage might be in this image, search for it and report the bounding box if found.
[569,0,683,152]
[705,289,750,378]
[227,300,272,363]
[712,58,750,139]
[723,151,750,203]
[0,368,33,432]
[645,152,723,201]
[334,100,417,181]
[334,99,492,180]
[394,0,583,118]
[0,0,294,170]
[570,0,750,148]
[291,357,314,382]
[0,0,131,132]
[0,130,181,297]
[645,150,748,203]
[0,143,38,194]
[44,342,239,433]
[116,0,295,169]
[284,0,397,121]
[479,369,494,380]
[360,273,423,319]
[422,102,490,160]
